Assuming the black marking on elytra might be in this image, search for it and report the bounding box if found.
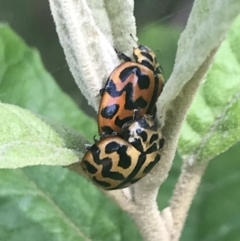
[101,104,119,119]
[92,176,111,188]
[159,138,165,149]
[141,52,154,62]
[105,141,121,153]
[101,126,115,135]
[146,143,158,154]
[103,77,148,112]
[143,154,161,174]
[102,162,125,180]
[124,95,148,110]
[119,66,150,89]
[119,67,135,82]
[150,134,159,145]
[91,148,109,169]
[137,75,150,90]
[103,78,118,97]
[117,146,132,169]
[83,160,98,174]
[115,115,133,129]
[113,153,147,189]
[104,79,131,98]
[130,138,144,153]
[136,129,147,142]
[105,142,131,169]
[141,60,154,72]
[100,156,125,181]
[90,142,125,181]
[146,75,160,115]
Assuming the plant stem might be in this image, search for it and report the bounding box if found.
[130,203,170,241]
[170,160,208,241]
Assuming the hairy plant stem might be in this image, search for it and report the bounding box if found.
[170,160,208,241]
[130,204,170,241]
[160,47,219,241]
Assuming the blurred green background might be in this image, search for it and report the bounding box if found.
[1,0,240,240]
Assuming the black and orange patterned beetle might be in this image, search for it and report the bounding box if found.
[81,114,165,190]
[98,44,164,135]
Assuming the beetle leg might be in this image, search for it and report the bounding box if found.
[99,88,105,96]
[114,48,132,62]
[93,135,99,143]
[122,111,137,131]
[150,105,157,119]
[132,108,140,120]
[100,86,111,96]
[84,144,92,150]
[122,122,130,131]
[122,109,140,131]
[100,132,108,140]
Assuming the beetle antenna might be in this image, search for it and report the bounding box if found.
[153,49,161,53]
[130,33,139,45]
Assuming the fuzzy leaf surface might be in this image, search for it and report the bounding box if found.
[179,15,240,162]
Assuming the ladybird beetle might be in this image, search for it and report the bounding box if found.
[81,114,165,190]
[98,44,164,135]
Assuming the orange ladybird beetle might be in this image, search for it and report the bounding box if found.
[81,112,165,190]
[98,44,164,135]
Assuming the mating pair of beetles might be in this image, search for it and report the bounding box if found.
[81,41,165,190]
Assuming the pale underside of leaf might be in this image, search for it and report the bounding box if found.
[0,103,85,168]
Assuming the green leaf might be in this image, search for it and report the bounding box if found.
[0,166,142,241]
[0,102,87,168]
[0,24,97,168]
[178,15,240,161]
[0,24,97,139]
